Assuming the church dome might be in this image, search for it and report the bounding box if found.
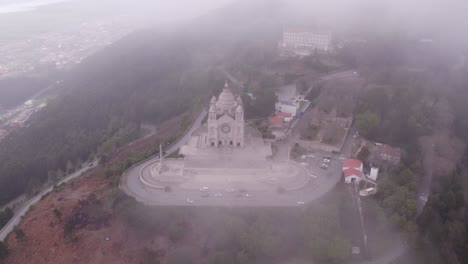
[216,82,237,113]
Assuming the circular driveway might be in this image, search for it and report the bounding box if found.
[120,153,342,207]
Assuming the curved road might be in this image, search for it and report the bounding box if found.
[121,155,342,207]
[0,160,98,241]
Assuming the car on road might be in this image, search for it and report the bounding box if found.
[245,193,254,198]
[226,188,235,193]
[186,198,194,204]
[320,163,329,169]
[200,186,209,192]
[297,201,305,206]
[419,195,428,202]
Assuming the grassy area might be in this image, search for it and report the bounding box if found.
[303,125,319,141]
[166,150,181,159]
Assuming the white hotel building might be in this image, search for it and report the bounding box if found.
[279,28,332,56]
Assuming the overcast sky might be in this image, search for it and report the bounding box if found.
[1,0,467,45]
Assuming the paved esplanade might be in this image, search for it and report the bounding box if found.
[121,154,342,207]
[118,73,363,207]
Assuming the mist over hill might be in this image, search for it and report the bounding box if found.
[0,1,468,263]
[0,0,281,205]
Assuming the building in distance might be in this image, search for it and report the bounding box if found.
[279,28,332,56]
[370,143,401,167]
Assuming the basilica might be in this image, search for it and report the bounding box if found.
[131,81,309,196]
[207,82,244,148]
[180,82,272,161]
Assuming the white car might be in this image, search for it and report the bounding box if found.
[186,198,194,204]
[419,195,428,202]
[245,193,254,198]
[297,201,305,205]
[200,186,209,192]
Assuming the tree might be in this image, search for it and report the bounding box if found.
[355,111,380,138]
[211,251,235,264]
[357,146,371,162]
[53,208,62,220]
[0,207,13,229]
[140,248,158,264]
[0,241,8,260]
[166,247,196,264]
[14,226,25,241]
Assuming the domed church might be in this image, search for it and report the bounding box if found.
[207,82,245,148]
[180,81,272,161]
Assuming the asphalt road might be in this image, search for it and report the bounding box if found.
[121,153,342,207]
[120,70,361,207]
[0,160,98,241]
[166,108,207,155]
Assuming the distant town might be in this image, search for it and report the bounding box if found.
[0,18,143,77]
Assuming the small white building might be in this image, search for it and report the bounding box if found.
[275,100,299,117]
[344,168,363,184]
[342,159,363,184]
[368,167,379,182]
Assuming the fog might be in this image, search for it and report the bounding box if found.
[0,1,467,264]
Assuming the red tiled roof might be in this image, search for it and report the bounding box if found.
[343,159,362,169]
[376,144,401,159]
[269,116,283,125]
[276,112,292,118]
[344,168,362,178]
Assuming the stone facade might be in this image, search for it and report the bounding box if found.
[207,82,244,148]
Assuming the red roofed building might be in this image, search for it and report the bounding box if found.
[269,116,283,126]
[343,168,363,184]
[342,159,363,184]
[269,112,293,126]
[370,143,401,166]
[342,159,363,172]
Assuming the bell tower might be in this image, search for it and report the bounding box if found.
[235,102,244,148]
[208,96,218,147]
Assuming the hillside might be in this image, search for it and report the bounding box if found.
[0,0,282,206]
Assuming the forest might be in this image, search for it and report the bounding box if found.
[0,2,281,207]
[347,34,468,263]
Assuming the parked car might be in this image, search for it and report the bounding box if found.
[320,163,329,169]
[186,198,194,203]
[200,186,209,192]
